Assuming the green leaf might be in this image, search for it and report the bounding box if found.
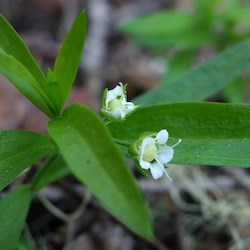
[163,51,194,81]
[134,39,250,105]
[0,48,55,117]
[130,29,214,50]
[0,130,57,191]
[0,185,32,250]
[120,10,193,37]
[46,69,62,114]
[222,78,245,103]
[194,0,218,15]
[108,102,250,167]
[53,10,87,108]
[0,14,47,88]
[222,6,250,25]
[119,9,215,50]
[48,103,153,239]
[17,236,36,250]
[31,154,69,193]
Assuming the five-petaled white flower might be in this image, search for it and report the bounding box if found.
[139,129,181,180]
[101,82,138,120]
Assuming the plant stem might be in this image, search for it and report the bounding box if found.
[113,138,130,147]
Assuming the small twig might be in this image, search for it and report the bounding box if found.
[228,220,245,250]
[145,237,170,250]
[38,190,91,222]
[223,168,250,190]
[38,192,70,222]
[38,190,91,247]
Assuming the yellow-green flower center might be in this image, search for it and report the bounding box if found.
[108,97,122,110]
[142,144,157,162]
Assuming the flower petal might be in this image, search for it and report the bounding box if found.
[157,145,174,164]
[105,84,124,106]
[142,137,156,146]
[124,102,135,109]
[123,105,136,112]
[139,160,151,170]
[156,129,169,144]
[149,162,164,179]
[105,108,123,119]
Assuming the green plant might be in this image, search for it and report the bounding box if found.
[120,0,250,102]
[1,9,250,250]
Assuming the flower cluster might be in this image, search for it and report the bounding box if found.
[101,83,181,180]
[101,82,139,121]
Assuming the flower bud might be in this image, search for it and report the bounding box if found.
[101,82,139,121]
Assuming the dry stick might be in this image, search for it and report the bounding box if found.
[38,190,91,247]
[223,168,250,190]
[145,237,170,250]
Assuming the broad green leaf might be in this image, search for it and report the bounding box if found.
[53,11,86,108]
[31,154,69,193]
[0,130,57,191]
[163,52,194,81]
[108,102,250,167]
[120,9,215,50]
[134,39,250,105]
[0,48,56,117]
[130,29,214,50]
[48,103,152,239]
[0,14,47,88]
[120,10,193,37]
[0,185,32,250]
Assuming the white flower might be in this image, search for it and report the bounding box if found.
[101,82,138,120]
[139,129,181,180]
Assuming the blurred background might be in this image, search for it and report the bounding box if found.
[0,0,250,249]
